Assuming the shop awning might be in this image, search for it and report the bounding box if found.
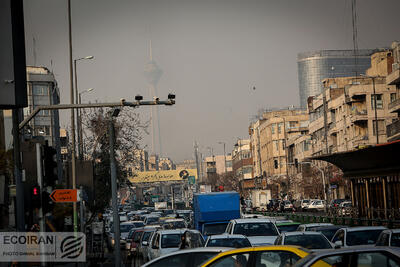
[310,140,400,178]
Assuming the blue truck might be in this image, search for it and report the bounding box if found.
[193,191,241,238]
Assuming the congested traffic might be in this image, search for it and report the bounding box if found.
[99,192,400,267]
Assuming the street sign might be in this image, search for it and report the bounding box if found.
[50,189,78,202]
[188,176,195,185]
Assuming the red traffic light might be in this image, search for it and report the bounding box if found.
[33,187,39,196]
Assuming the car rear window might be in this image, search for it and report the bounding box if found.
[233,223,278,237]
[161,234,181,248]
[346,230,384,246]
[284,235,332,249]
[391,233,400,247]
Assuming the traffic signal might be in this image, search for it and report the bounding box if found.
[43,145,57,187]
[32,185,41,209]
[42,190,54,215]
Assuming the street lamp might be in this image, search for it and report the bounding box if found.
[74,55,94,159]
[360,74,384,145]
[218,141,227,174]
[78,88,94,159]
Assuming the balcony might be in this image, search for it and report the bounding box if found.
[350,109,368,123]
[387,119,400,142]
[389,98,400,114]
[387,63,400,85]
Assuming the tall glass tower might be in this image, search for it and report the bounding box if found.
[297,49,379,108]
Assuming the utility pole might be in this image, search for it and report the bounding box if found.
[109,108,121,267]
[67,0,78,233]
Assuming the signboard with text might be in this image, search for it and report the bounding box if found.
[0,232,86,262]
[129,169,198,183]
[50,189,78,203]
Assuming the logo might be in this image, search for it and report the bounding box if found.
[60,235,84,259]
[179,170,189,179]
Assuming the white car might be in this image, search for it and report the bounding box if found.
[144,215,161,225]
[205,234,252,248]
[225,218,279,246]
[147,229,186,261]
[338,201,353,216]
[307,200,326,211]
[376,229,400,247]
[162,219,187,229]
[331,226,387,247]
[274,231,333,250]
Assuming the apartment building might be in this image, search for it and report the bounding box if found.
[232,139,253,181]
[387,41,400,141]
[258,108,309,179]
[249,119,265,177]
[309,50,397,156]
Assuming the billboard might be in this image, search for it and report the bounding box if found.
[129,169,197,183]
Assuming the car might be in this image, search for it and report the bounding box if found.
[337,201,354,216]
[331,226,387,247]
[241,214,267,219]
[200,245,311,267]
[147,229,187,261]
[375,229,400,247]
[142,247,231,267]
[282,200,295,211]
[128,228,145,257]
[297,223,333,232]
[274,231,333,250]
[205,234,252,248]
[225,218,280,246]
[294,199,311,211]
[307,200,326,212]
[329,198,348,209]
[144,215,161,225]
[308,225,347,241]
[137,228,157,260]
[293,246,400,267]
[162,218,187,229]
[120,222,141,249]
[275,222,301,233]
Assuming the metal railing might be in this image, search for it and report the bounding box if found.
[387,119,400,138]
[389,98,400,110]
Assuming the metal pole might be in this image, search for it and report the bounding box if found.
[223,143,227,174]
[80,186,84,233]
[79,93,84,159]
[67,0,78,233]
[109,118,121,267]
[12,108,25,232]
[74,59,82,160]
[372,78,379,144]
[36,143,45,266]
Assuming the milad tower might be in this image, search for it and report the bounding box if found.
[144,41,163,156]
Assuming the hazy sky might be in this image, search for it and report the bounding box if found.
[23,0,400,162]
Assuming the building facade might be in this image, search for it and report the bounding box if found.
[158,157,175,170]
[232,139,253,181]
[387,41,400,141]
[298,49,379,108]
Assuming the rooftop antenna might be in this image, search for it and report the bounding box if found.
[351,0,359,78]
[33,36,37,66]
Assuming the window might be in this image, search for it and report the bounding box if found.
[232,222,278,236]
[346,230,384,246]
[273,140,279,150]
[281,139,286,150]
[255,251,301,267]
[371,94,383,109]
[289,121,296,128]
[391,93,397,103]
[278,122,283,133]
[161,234,182,248]
[391,233,400,247]
[373,120,386,136]
[376,233,390,246]
[271,124,276,134]
[311,255,348,267]
[209,253,250,267]
[32,84,48,95]
[356,252,400,267]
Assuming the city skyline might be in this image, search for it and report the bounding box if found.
[22,0,400,161]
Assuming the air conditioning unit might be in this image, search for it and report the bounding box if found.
[393,62,400,71]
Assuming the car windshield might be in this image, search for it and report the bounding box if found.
[161,234,182,248]
[203,223,229,236]
[133,222,145,227]
[319,229,339,241]
[146,217,159,224]
[303,200,310,203]
[233,222,278,236]
[346,230,383,246]
[207,238,251,248]
[284,234,331,249]
[277,224,300,233]
[142,231,153,241]
[120,224,135,232]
